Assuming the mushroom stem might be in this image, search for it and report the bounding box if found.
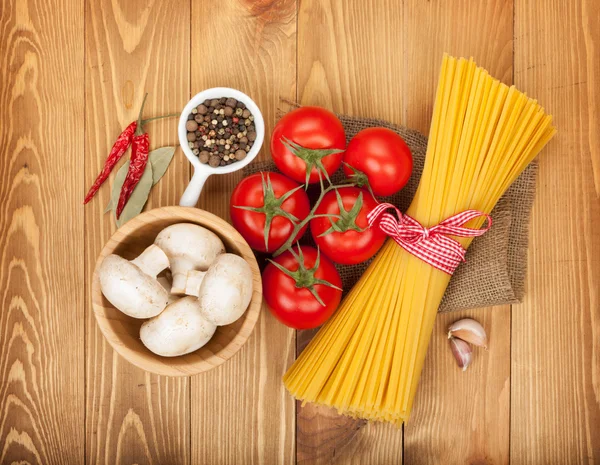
[154,223,225,295]
[131,245,170,278]
[184,270,207,297]
[157,276,179,305]
[171,271,190,295]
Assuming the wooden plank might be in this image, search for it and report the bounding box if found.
[296,0,404,463]
[511,0,600,463]
[84,0,191,463]
[297,0,404,121]
[0,0,85,463]
[402,1,512,464]
[189,1,297,464]
[405,310,510,464]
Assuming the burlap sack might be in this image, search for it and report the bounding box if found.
[244,109,536,313]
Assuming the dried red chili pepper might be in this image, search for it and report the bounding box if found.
[85,92,177,214]
[83,120,137,204]
[116,94,150,219]
[116,132,150,218]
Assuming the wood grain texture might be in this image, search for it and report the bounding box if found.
[0,0,85,463]
[402,2,513,464]
[84,0,191,463]
[91,207,262,377]
[405,310,510,465]
[1,0,598,463]
[189,1,297,464]
[511,0,600,463]
[296,0,404,463]
[403,0,514,136]
[398,1,514,463]
[297,0,404,121]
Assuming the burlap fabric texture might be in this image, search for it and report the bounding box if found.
[243,109,536,312]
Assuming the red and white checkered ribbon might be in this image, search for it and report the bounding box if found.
[367,203,492,275]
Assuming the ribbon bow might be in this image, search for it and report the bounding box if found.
[367,203,492,275]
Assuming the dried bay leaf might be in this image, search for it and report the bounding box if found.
[104,160,130,213]
[103,146,176,226]
[149,146,176,185]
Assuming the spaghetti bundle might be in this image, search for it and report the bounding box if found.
[283,55,556,425]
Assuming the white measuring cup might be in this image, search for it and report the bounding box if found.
[178,88,265,207]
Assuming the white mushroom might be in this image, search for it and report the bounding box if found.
[157,276,179,305]
[185,253,253,326]
[98,244,170,319]
[140,296,217,357]
[154,223,225,295]
[183,270,206,297]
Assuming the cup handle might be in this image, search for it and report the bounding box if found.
[179,171,210,207]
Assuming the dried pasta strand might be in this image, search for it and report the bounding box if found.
[283,54,556,426]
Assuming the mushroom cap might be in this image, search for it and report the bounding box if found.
[99,254,169,319]
[154,223,225,271]
[140,296,217,357]
[197,254,253,326]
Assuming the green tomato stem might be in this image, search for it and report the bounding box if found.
[272,182,355,257]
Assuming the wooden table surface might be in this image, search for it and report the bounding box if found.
[1,0,599,464]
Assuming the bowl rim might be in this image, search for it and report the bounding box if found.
[91,206,262,377]
[178,87,265,175]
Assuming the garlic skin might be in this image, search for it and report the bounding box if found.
[447,318,488,349]
[449,337,472,371]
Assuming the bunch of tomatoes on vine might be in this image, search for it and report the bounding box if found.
[229,107,413,330]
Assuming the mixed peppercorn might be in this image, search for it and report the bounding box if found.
[186,97,256,167]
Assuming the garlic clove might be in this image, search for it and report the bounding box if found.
[449,337,472,371]
[447,318,488,349]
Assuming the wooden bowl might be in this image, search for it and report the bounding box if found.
[91,206,262,377]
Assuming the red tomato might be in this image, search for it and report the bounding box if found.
[343,127,413,196]
[263,246,342,329]
[310,187,386,265]
[271,106,346,184]
[230,172,310,253]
